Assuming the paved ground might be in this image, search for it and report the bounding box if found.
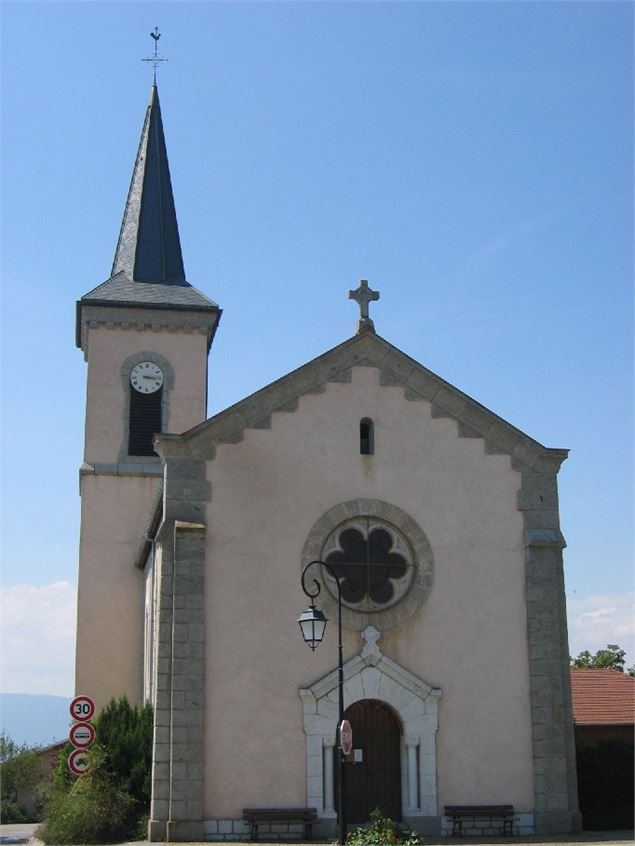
[0,824,40,844]
[0,825,632,846]
[110,839,633,846]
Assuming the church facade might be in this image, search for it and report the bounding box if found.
[74,84,581,841]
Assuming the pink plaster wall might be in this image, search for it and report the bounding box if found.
[76,322,209,708]
[201,366,532,817]
[84,325,209,463]
[75,473,158,709]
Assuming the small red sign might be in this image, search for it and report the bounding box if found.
[69,721,95,749]
[68,748,92,775]
[70,695,95,722]
[340,719,353,756]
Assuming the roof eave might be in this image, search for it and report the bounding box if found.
[76,299,222,350]
[155,331,569,471]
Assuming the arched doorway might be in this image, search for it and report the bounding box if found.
[300,638,441,826]
[337,699,402,823]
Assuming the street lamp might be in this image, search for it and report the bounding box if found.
[298,559,347,846]
[297,604,328,651]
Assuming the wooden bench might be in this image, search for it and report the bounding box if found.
[444,805,515,836]
[242,807,318,841]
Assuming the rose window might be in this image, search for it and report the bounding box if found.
[321,517,415,612]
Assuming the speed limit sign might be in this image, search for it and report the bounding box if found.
[70,695,95,722]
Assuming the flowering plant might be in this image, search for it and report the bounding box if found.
[345,808,423,845]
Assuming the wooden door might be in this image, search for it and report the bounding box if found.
[337,699,402,823]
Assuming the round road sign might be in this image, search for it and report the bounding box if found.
[340,719,353,756]
[68,749,92,775]
[69,721,95,749]
[70,695,95,722]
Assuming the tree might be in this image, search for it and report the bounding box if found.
[0,733,44,822]
[570,643,633,674]
[93,695,153,804]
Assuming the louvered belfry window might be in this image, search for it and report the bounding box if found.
[128,386,162,456]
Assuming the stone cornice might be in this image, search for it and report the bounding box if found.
[155,332,568,474]
[79,460,162,497]
[80,460,163,477]
[525,528,567,548]
[77,303,221,360]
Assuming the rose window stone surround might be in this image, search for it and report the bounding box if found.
[302,499,434,631]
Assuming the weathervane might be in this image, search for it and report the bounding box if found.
[142,27,168,83]
[349,280,380,334]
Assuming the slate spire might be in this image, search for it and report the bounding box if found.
[76,83,221,355]
[112,84,186,284]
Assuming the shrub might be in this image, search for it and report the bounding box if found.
[41,697,153,844]
[346,808,423,845]
[39,747,137,845]
[1,798,30,823]
[50,741,75,793]
[0,733,44,823]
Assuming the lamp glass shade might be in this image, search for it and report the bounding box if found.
[298,605,328,650]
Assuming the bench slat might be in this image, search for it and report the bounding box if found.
[243,808,317,841]
[444,804,515,836]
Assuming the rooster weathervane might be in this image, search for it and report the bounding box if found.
[142,27,168,83]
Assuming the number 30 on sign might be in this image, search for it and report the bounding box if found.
[70,695,95,722]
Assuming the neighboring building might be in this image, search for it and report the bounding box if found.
[14,741,66,819]
[74,83,581,840]
[571,668,635,748]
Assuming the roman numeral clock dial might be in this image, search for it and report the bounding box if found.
[130,361,164,394]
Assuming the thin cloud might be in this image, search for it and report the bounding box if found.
[444,200,572,287]
[1,581,632,695]
[1,582,76,696]
[567,590,635,666]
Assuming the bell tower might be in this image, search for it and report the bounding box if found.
[75,83,221,707]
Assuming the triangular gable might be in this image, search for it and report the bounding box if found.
[156,331,567,474]
[301,637,441,709]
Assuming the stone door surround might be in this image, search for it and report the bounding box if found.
[299,627,441,825]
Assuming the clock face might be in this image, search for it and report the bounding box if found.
[130,361,164,394]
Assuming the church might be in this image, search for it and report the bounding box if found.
[74,81,581,841]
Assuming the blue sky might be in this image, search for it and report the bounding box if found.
[1,1,633,695]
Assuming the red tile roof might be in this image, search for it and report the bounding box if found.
[570,668,635,725]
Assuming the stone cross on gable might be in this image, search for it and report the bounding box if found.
[348,279,380,334]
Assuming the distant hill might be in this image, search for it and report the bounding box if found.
[1,694,72,747]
